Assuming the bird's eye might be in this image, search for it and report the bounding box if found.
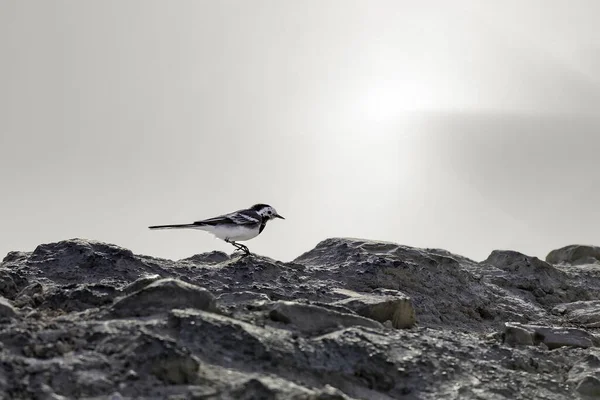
[268,211,272,215]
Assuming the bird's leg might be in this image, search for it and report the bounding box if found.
[237,243,251,255]
[226,239,251,256]
[233,242,250,255]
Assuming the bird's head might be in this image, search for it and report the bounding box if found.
[251,204,285,221]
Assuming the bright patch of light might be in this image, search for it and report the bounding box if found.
[360,80,435,123]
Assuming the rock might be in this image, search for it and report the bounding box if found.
[131,333,201,385]
[16,282,44,299]
[217,291,271,306]
[294,238,503,332]
[539,327,600,350]
[109,278,216,318]
[314,385,349,400]
[568,353,600,393]
[222,377,350,400]
[150,350,200,385]
[267,300,383,334]
[2,251,28,264]
[554,301,600,327]
[576,376,600,396]
[3,237,600,399]
[180,251,230,265]
[39,283,117,312]
[121,274,162,295]
[332,288,416,329]
[0,296,17,318]
[504,322,600,349]
[504,323,534,346]
[547,245,600,265]
[228,378,276,400]
[0,239,171,291]
[0,269,28,299]
[483,250,579,307]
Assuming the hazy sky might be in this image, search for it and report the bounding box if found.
[2,1,599,262]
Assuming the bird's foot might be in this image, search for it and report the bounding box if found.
[228,241,251,257]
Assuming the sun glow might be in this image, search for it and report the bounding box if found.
[360,81,435,124]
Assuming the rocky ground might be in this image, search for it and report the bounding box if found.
[2,238,600,399]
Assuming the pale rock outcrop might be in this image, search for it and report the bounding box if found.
[332,288,416,329]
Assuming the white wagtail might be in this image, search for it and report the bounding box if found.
[148,204,284,255]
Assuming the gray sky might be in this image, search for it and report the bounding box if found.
[1,0,599,262]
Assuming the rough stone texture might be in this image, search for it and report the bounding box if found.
[553,301,600,327]
[0,296,17,318]
[217,290,272,306]
[1,237,600,398]
[332,288,416,329]
[268,300,384,334]
[108,278,216,318]
[503,323,535,346]
[575,376,600,397]
[547,245,600,265]
[568,352,600,397]
[504,322,600,349]
[483,250,586,308]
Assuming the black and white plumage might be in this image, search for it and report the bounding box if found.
[148,204,284,255]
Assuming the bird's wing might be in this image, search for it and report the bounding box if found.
[228,210,261,224]
[194,209,260,226]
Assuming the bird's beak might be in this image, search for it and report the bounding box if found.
[275,214,285,219]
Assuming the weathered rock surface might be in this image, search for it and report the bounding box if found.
[503,322,600,349]
[554,301,600,327]
[267,300,384,334]
[108,278,216,318]
[547,245,600,266]
[0,237,600,398]
[0,296,17,319]
[332,288,416,329]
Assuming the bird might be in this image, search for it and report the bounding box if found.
[148,203,284,255]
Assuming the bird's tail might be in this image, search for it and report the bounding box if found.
[148,223,196,230]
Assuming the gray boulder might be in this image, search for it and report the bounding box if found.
[0,296,17,318]
[109,278,216,318]
[332,288,416,329]
[483,250,580,307]
[568,352,600,397]
[217,291,271,306]
[547,245,600,265]
[268,300,384,334]
[121,274,163,295]
[504,322,600,349]
[554,300,600,327]
[503,322,535,346]
[295,238,499,331]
